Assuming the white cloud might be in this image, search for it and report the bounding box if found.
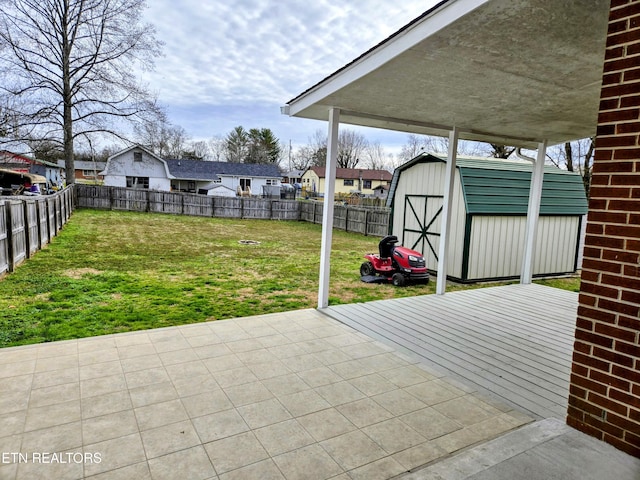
[141,0,439,150]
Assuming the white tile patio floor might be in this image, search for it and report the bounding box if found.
[0,309,531,480]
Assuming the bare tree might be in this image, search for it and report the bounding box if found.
[307,129,328,167]
[547,137,594,196]
[0,98,21,138]
[290,144,317,170]
[364,141,391,170]
[0,0,163,183]
[397,133,502,164]
[208,135,226,162]
[28,139,64,164]
[337,130,367,168]
[302,128,369,168]
[135,117,190,158]
[398,134,426,164]
[489,144,516,159]
[188,141,210,161]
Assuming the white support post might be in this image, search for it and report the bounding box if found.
[436,127,459,295]
[317,107,340,309]
[521,140,547,284]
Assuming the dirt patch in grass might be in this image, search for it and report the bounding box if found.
[63,267,103,279]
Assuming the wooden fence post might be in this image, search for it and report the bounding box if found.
[345,206,349,233]
[6,202,14,272]
[364,210,370,236]
[0,202,8,276]
[23,202,31,259]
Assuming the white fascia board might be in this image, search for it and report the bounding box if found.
[159,160,174,180]
[286,0,489,117]
[339,110,540,146]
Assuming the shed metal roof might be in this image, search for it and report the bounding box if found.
[390,153,588,215]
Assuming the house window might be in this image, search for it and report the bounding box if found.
[126,176,149,189]
[133,152,142,162]
[82,170,98,177]
[343,179,354,186]
[266,179,278,186]
[240,178,251,191]
[363,180,372,189]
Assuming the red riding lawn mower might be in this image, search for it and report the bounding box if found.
[360,235,429,286]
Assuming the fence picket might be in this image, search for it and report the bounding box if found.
[0,202,8,275]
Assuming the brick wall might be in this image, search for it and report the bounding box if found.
[567,0,640,458]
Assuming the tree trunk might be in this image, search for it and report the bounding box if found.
[583,138,594,198]
[564,142,574,172]
[64,100,75,185]
[62,4,74,185]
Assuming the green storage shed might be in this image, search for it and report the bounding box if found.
[387,153,588,282]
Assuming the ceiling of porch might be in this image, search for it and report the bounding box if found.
[284,0,611,148]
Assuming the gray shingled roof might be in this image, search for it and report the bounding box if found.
[164,159,281,181]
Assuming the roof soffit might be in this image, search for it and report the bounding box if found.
[285,0,610,147]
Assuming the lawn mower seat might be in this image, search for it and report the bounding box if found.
[379,235,398,259]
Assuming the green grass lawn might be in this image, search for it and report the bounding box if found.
[0,209,580,347]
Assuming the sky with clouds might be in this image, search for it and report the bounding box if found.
[140,0,441,156]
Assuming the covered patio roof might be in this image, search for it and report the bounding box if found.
[284,0,610,148]
[283,0,610,307]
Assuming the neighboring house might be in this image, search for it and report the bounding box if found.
[165,158,281,195]
[1,150,64,188]
[101,145,282,195]
[387,153,588,282]
[372,184,389,199]
[101,145,172,191]
[282,169,304,185]
[301,167,392,196]
[0,149,34,171]
[57,160,106,183]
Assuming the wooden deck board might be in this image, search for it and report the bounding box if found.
[323,283,578,420]
[379,297,574,364]
[325,305,565,419]
[364,301,571,393]
[331,302,568,406]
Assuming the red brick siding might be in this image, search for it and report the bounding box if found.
[568,0,640,458]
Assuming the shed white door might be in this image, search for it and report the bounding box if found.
[401,194,442,270]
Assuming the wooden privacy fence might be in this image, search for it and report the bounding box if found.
[298,202,390,237]
[76,185,390,236]
[0,187,74,276]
